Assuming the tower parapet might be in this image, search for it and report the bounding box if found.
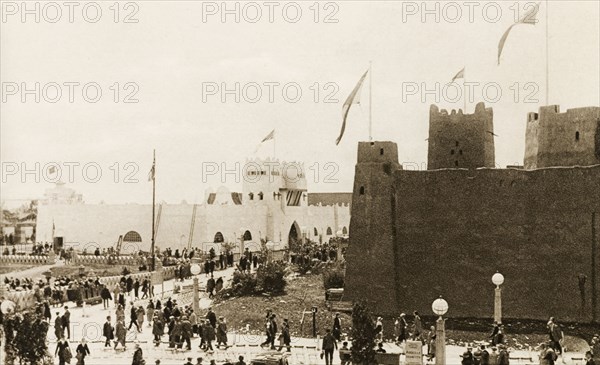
[427,102,495,170]
[524,105,600,169]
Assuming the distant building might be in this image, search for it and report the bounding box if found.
[36,158,351,254]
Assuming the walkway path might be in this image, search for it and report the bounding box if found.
[1,258,65,280]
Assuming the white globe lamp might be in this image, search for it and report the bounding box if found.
[190,264,201,276]
[492,272,504,288]
[432,296,448,318]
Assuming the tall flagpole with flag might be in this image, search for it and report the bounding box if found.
[148,150,156,271]
[336,69,369,145]
[497,2,541,65]
[545,0,549,105]
[451,67,466,112]
[255,129,276,157]
[369,61,373,141]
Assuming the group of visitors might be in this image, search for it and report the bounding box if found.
[0,242,54,256]
[259,309,292,352]
[103,296,230,355]
[290,242,341,266]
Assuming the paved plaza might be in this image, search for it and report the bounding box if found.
[17,265,584,365]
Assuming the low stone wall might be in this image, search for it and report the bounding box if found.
[5,289,38,310]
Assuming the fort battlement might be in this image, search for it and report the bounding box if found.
[428,102,495,170]
[525,105,600,169]
[345,103,600,321]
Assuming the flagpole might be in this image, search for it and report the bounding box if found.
[369,61,373,141]
[273,129,276,159]
[545,0,549,105]
[463,68,467,113]
[151,149,156,272]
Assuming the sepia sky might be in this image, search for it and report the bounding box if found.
[1,0,599,206]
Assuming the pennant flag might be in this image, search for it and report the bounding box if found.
[336,70,369,145]
[255,129,275,153]
[261,129,275,143]
[148,164,155,182]
[498,2,541,65]
[451,67,465,82]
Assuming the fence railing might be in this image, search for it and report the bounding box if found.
[0,254,53,265]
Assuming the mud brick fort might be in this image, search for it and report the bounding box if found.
[344,102,600,322]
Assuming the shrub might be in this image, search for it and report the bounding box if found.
[3,311,52,365]
[351,301,377,365]
[121,266,131,276]
[256,261,287,294]
[323,267,345,289]
[232,271,258,296]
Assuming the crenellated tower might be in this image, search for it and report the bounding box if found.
[427,102,495,169]
[524,105,600,169]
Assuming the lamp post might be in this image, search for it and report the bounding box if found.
[190,264,201,315]
[492,272,504,323]
[432,296,448,365]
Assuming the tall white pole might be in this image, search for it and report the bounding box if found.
[369,61,373,141]
[463,68,467,113]
[545,0,549,106]
[273,129,276,159]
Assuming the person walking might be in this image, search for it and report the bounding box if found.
[498,345,510,365]
[278,318,291,352]
[137,305,146,329]
[461,347,475,365]
[146,300,155,326]
[55,337,72,365]
[395,313,408,344]
[113,283,121,307]
[43,300,51,322]
[332,313,341,341]
[152,314,164,346]
[181,315,193,350]
[103,316,114,347]
[374,317,383,342]
[427,325,436,361]
[114,319,127,351]
[216,317,228,349]
[134,279,140,300]
[62,306,71,339]
[75,338,90,365]
[132,342,144,365]
[54,312,63,340]
[204,320,215,352]
[412,311,422,341]
[322,329,338,365]
[128,303,140,332]
[548,317,564,356]
[207,276,216,299]
[479,345,490,365]
[101,285,112,309]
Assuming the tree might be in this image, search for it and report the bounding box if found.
[3,311,52,365]
[350,302,377,365]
